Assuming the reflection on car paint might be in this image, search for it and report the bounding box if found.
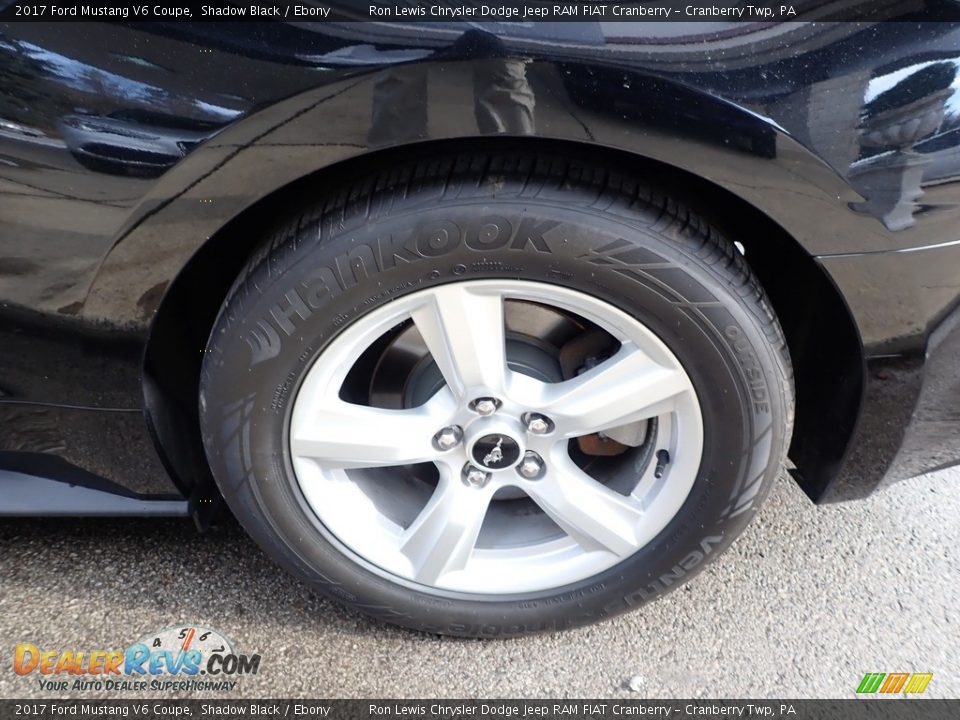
[2,16,960,502]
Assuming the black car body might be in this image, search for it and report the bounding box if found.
[1,13,959,635]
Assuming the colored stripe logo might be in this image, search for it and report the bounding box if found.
[857,672,933,694]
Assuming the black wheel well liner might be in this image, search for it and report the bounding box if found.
[142,137,863,512]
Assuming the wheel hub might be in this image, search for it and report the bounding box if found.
[470,431,523,471]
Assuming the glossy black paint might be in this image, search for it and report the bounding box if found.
[2,18,960,512]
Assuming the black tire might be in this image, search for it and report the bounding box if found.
[199,151,793,637]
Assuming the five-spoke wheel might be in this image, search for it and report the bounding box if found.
[200,152,792,636]
[289,281,703,594]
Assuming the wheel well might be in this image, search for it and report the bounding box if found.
[665,171,864,502]
[142,138,864,510]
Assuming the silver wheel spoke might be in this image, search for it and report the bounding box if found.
[524,456,645,557]
[410,285,507,398]
[400,469,494,584]
[521,343,690,437]
[291,391,453,470]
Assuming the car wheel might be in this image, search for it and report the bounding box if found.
[199,152,793,637]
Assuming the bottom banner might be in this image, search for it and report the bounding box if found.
[1,700,956,720]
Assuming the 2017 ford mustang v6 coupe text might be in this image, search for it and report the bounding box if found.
[2,9,960,636]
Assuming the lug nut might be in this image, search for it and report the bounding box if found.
[517,451,545,479]
[463,465,491,488]
[525,413,554,435]
[471,398,500,416]
[433,426,463,451]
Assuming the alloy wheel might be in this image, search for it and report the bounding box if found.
[289,280,703,594]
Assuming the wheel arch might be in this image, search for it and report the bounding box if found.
[140,138,863,510]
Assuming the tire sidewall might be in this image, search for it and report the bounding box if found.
[201,196,788,636]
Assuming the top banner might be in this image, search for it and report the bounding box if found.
[2,0,959,23]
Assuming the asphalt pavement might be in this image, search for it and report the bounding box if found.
[0,467,957,699]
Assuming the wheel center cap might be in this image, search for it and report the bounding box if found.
[471,433,522,470]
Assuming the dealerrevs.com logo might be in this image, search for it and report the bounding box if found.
[14,625,261,693]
